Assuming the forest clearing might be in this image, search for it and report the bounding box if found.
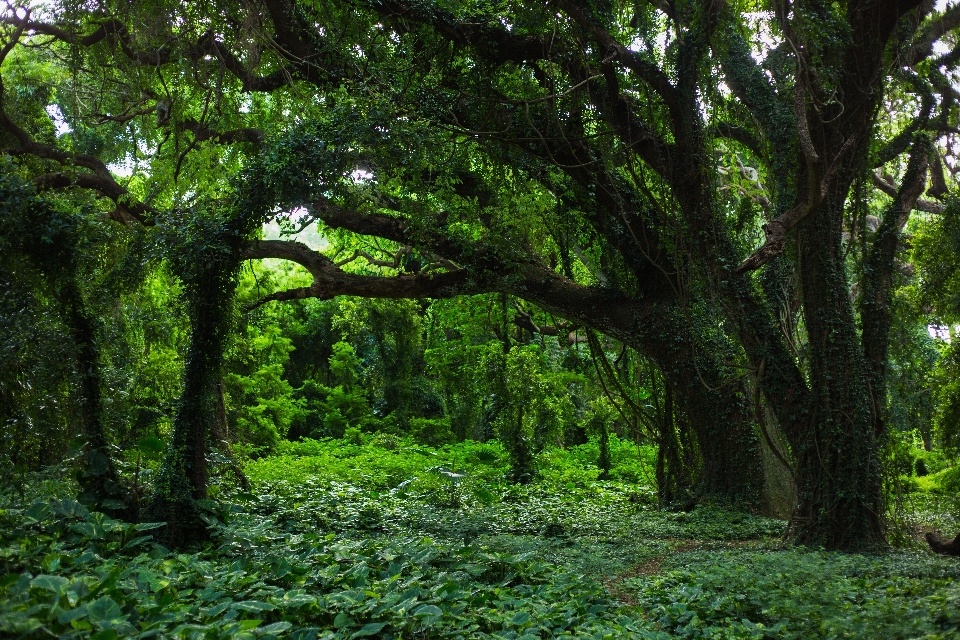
[5,0,960,637]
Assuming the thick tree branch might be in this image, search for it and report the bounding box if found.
[864,0,927,54]
[907,4,960,66]
[711,122,762,155]
[861,135,930,437]
[0,75,153,223]
[794,70,820,165]
[179,118,264,146]
[31,171,154,221]
[242,240,480,307]
[204,37,290,92]
[928,148,948,198]
[309,198,485,269]
[366,0,552,64]
[3,16,175,65]
[593,51,672,176]
[717,19,793,149]
[0,8,27,64]
[874,70,935,168]
[871,172,944,213]
[251,207,660,342]
[4,14,300,92]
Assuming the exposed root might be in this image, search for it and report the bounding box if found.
[925,530,960,556]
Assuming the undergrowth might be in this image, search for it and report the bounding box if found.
[1,437,958,639]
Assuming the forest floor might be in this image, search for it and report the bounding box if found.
[2,437,960,639]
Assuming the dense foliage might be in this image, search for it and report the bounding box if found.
[5,0,960,635]
[4,440,960,639]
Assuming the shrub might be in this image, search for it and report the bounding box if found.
[409,417,456,446]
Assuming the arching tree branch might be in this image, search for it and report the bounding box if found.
[242,240,481,308]
[907,4,960,66]
[871,172,944,214]
[735,133,861,274]
[0,73,153,223]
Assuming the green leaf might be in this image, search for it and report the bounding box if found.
[134,522,166,532]
[88,567,122,599]
[261,621,294,633]
[271,557,292,578]
[51,499,87,518]
[70,521,101,539]
[41,553,62,572]
[281,592,317,607]
[511,611,531,625]
[90,630,118,640]
[100,499,127,511]
[24,502,51,521]
[87,596,123,624]
[352,622,387,637]
[0,573,21,589]
[123,535,153,549]
[334,612,353,628]
[234,600,276,612]
[30,574,69,592]
[413,604,442,617]
[205,601,232,618]
[58,604,89,624]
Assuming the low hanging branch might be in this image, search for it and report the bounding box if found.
[240,240,478,309]
[240,200,663,349]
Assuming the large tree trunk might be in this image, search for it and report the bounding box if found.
[638,304,763,507]
[147,270,230,547]
[792,197,885,550]
[60,280,127,518]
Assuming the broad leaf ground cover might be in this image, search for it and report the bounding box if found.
[2,437,959,639]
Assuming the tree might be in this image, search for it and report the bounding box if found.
[2,0,958,549]
[0,169,128,516]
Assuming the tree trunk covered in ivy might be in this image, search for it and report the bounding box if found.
[145,268,231,547]
[655,379,689,508]
[60,279,127,518]
[0,172,127,516]
[646,363,699,509]
[596,414,611,481]
[146,203,261,547]
[792,193,885,548]
[638,305,762,507]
